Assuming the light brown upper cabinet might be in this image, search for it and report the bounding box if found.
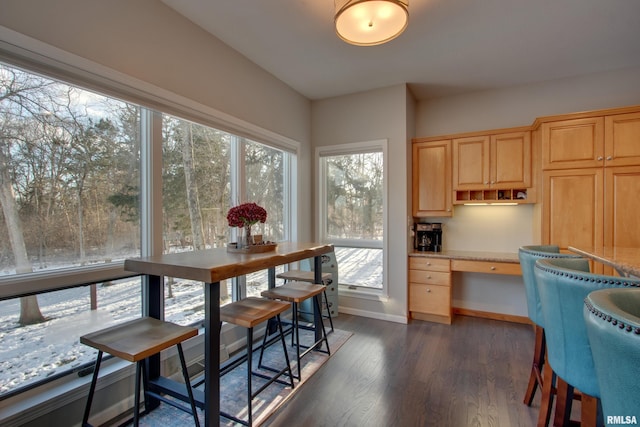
[452,135,489,190]
[540,108,640,274]
[605,112,640,166]
[542,111,640,170]
[412,139,452,217]
[453,131,531,190]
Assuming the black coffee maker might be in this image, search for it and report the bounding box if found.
[414,222,443,252]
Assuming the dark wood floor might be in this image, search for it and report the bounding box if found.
[262,313,539,427]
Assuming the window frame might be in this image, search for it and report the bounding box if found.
[0,30,299,301]
[0,26,299,408]
[316,139,388,297]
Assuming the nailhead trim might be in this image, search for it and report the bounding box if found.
[535,263,640,288]
[520,248,582,260]
[584,299,640,335]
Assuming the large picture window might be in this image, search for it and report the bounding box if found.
[317,141,386,291]
[0,61,296,399]
[0,64,142,277]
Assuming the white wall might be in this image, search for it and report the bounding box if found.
[416,66,640,137]
[311,84,413,323]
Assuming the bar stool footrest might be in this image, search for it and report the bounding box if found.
[145,390,198,417]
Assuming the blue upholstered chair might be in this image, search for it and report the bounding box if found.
[518,245,584,414]
[584,288,640,425]
[535,258,640,426]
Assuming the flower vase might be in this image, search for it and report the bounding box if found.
[244,224,252,248]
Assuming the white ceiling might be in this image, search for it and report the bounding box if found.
[161,0,640,101]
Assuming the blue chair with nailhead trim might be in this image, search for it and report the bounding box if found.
[584,288,640,426]
[518,245,584,416]
[535,258,640,426]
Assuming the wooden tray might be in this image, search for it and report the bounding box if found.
[226,242,277,254]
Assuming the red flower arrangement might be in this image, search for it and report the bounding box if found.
[226,202,267,228]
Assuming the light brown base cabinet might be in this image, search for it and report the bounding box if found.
[408,255,524,325]
[409,257,452,324]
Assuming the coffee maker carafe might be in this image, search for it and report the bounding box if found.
[414,222,443,252]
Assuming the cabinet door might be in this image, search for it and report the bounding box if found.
[605,112,640,167]
[409,283,451,317]
[604,166,640,249]
[542,168,604,253]
[453,135,490,189]
[412,140,452,217]
[541,117,604,170]
[490,131,531,189]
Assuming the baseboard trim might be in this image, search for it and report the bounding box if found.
[410,311,452,325]
[338,307,408,324]
[453,307,531,324]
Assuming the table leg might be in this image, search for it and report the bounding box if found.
[267,267,279,335]
[145,274,162,411]
[204,282,220,427]
[313,256,323,343]
[268,267,276,289]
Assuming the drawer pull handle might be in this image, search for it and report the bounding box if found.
[490,266,496,270]
[427,275,432,279]
[426,288,431,293]
[426,262,431,266]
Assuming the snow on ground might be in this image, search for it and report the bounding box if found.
[0,247,381,395]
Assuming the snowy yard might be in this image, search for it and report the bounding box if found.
[0,247,381,395]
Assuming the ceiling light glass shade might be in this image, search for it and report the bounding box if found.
[335,0,409,46]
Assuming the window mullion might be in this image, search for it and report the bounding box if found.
[140,109,164,317]
[230,135,247,301]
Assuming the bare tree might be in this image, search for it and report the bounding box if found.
[180,121,205,250]
[0,67,50,324]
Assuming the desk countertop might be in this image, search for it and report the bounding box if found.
[409,250,519,264]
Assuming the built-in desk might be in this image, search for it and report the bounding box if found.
[408,250,525,324]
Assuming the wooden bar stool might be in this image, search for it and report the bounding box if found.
[276,270,334,333]
[219,297,294,427]
[261,281,331,380]
[80,317,199,427]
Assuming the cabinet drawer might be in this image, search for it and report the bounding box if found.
[409,283,451,317]
[451,259,522,275]
[409,257,451,272]
[408,269,451,286]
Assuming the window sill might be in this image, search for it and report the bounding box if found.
[339,285,388,302]
[0,355,134,427]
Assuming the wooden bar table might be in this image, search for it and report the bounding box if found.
[568,246,640,278]
[124,241,334,427]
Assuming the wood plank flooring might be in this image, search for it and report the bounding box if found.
[262,314,539,427]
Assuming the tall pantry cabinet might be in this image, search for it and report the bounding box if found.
[539,108,640,273]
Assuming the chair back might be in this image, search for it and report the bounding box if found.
[518,245,582,327]
[584,288,640,420]
[534,257,639,397]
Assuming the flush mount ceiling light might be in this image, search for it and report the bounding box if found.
[335,0,409,46]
